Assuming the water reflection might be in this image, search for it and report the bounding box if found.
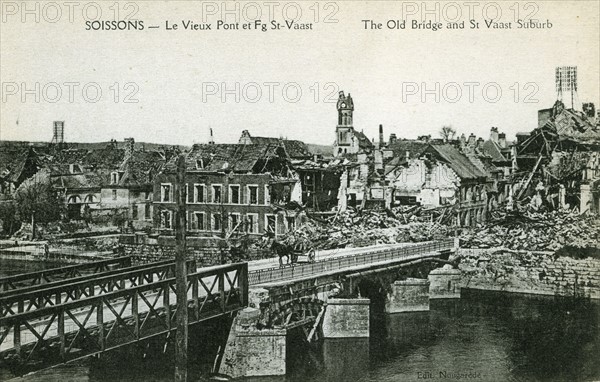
[1,291,598,382]
[0,259,64,278]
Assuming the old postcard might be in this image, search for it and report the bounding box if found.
[0,1,599,381]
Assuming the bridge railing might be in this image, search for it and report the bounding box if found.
[249,239,454,285]
[0,260,197,317]
[0,257,132,293]
[0,262,248,369]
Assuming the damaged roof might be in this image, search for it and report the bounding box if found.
[246,136,312,159]
[385,139,428,159]
[239,131,312,159]
[482,140,510,163]
[118,150,166,187]
[0,144,38,183]
[172,143,291,174]
[353,130,375,150]
[425,144,489,180]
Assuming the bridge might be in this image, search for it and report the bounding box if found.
[0,239,455,377]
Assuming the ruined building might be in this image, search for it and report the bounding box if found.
[515,100,600,213]
[153,142,302,238]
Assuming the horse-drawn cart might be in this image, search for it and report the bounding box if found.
[267,231,317,267]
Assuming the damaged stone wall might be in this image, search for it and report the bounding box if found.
[458,248,600,299]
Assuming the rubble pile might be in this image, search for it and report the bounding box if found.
[287,207,454,250]
[459,210,600,251]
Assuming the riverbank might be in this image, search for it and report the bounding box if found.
[457,247,600,299]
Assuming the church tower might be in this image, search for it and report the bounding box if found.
[334,91,357,156]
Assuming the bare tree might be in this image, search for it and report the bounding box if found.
[439,125,457,141]
[14,171,64,239]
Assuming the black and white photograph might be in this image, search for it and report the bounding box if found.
[0,1,599,381]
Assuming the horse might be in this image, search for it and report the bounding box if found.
[271,240,295,267]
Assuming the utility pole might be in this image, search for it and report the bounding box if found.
[174,154,188,382]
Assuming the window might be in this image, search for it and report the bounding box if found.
[264,185,271,205]
[186,184,193,204]
[196,159,204,169]
[145,192,151,200]
[144,204,151,220]
[229,213,241,231]
[132,204,138,220]
[191,212,205,231]
[229,185,240,204]
[247,185,258,205]
[212,214,222,231]
[212,185,222,203]
[112,190,117,200]
[304,174,315,192]
[161,211,172,229]
[111,172,119,185]
[246,213,258,233]
[161,184,172,202]
[286,216,295,232]
[265,214,276,234]
[194,184,205,203]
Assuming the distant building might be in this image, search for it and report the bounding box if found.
[515,100,600,212]
[0,144,39,201]
[333,91,374,157]
[153,142,302,238]
[386,143,489,226]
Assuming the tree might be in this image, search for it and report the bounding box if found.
[0,201,20,236]
[14,171,63,239]
[439,125,457,141]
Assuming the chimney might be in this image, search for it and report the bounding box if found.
[498,133,507,149]
[389,133,397,144]
[209,128,215,145]
[124,138,135,158]
[405,151,410,161]
[468,133,476,146]
[476,137,484,149]
[459,133,466,148]
[378,124,384,147]
[490,127,499,143]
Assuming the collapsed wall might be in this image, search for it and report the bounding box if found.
[458,248,600,299]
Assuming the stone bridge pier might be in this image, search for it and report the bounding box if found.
[219,257,461,378]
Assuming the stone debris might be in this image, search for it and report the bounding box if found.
[278,207,454,250]
[459,210,600,252]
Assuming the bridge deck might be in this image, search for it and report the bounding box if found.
[0,239,453,374]
[0,257,132,293]
[0,263,248,373]
[248,239,455,286]
[0,260,197,317]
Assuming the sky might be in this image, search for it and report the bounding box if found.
[1,0,599,146]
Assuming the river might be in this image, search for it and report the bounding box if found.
[0,260,598,382]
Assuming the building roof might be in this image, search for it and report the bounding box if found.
[0,144,37,183]
[118,150,166,187]
[425,144,488,180]
[40,145,125,171]
[481,140,509,163]
[50,172,106,190]
[175,143,291,175]
[385,140,428,159]
[353,130,374,150]
[247,136,312,159]
[239,131,312,159]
